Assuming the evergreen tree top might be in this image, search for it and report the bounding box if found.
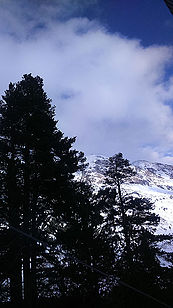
[0,73,86,173]
[106,152,136,184]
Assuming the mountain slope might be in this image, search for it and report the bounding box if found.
[80,155,173,235]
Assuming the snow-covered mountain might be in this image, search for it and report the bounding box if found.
[79,155,173,236]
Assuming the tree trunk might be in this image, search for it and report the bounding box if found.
[23,147,32,307]
[117,179,132,265]
[30,208,37,304]
[9,241,23,304]
[30,167,39,303]
[8,156,23,303]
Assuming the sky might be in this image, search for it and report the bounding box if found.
[1,0,173,163]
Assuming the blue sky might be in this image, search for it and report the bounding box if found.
[1,0,173,163]
[93,0,173,46]
[71,0,173,46]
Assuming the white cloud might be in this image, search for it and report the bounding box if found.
[1,2,173,163]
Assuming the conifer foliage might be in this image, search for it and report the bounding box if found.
[0,74,86,305]
[0,76,172,308]
[97,153,160,273]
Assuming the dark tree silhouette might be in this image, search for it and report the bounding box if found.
[0,74,86,305]
[1,77,172,308]
[97,153,160,275]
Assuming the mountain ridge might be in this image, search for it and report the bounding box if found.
[81,155,173,236]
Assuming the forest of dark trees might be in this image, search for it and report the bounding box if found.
[1,74,173,308]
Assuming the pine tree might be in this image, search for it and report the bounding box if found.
[100,154,173,307]
[39,179,115,302]
[97,153,160,274]
[0,74,86,305]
